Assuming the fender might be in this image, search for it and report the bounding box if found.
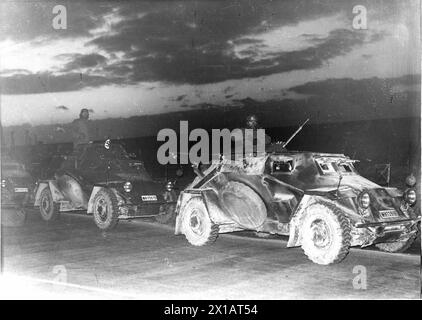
[287,194,361,247]
[87,186,123,214]
[34,180,66,206]
[174,188,234,235]
[287,194,315,247]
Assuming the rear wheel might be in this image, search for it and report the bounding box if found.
[92,189,119,230]
[39,187,59,221]
[301,201,351,265]
[375,233,417,253]
[181,197,219,246]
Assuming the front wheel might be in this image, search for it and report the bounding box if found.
[301,202,351,265]
[92,188,119,231]
[181,197,219,246]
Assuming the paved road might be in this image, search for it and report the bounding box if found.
[1,211,420,299]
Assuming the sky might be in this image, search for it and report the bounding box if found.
[0,0,420,126]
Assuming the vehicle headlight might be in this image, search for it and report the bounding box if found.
[359,192,371,209]
[404,188,417,206]
[123,181,132,193]
[166,181,173,191]
[1,179,6,188]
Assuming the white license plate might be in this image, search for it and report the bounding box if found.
[379,210,399,219]
[141,195,157,201]
[14,187,28,193]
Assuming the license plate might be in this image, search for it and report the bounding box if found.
[379,210,399,219]
[14,187,28,193]
[141,195,157,201]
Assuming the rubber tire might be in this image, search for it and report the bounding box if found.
[155,190,177,225]
[221,181,266,229]
[301,201,351,265]
[181,197,219,246]
[39,187,60,222]
[375,233,418,253]
[92,188,119,231]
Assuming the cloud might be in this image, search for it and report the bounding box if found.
[87,1,375,85]
[60,53,107,72]
[0,72,124,94]
[168,94,187,102]
[223,86,234,94]
[290,74,420,96]
[0,69,32,76]
[287,75,421,118]
[179,102,220,110]
[89,14,385,85]
[0,0,412,96]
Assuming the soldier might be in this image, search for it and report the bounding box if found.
[244,114,271,154]
[245,114,259,130]
[72,108,91,147]
[231,114,271,158]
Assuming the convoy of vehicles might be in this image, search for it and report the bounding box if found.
[1,122,420,264]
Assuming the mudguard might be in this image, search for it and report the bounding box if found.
[87,186,123,214]
[287,194,359,247]
[287,194,315,247]
[175,188,234,235]
[34,181,66,206]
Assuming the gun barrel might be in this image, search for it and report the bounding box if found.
[282,118,309,148]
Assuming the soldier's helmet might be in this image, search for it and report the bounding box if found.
[245,114,259,129]
[79,108,89,119]
[406,173,417,187]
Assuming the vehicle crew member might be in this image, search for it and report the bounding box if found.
[237,114,271,157]
[72,108,91,147]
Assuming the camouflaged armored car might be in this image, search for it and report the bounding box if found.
[34,140,176,230]
[175,143,420,265]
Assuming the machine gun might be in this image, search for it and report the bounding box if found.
[282,118,309,149]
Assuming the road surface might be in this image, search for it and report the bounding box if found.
[1,211,420,299]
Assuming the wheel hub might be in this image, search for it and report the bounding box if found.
[95,198,108,222]
[310,219,332,249]
[41,196,50,212]
[190,209,204,235]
